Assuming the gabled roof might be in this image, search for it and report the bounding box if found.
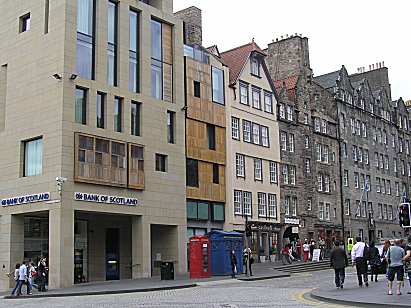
[207,45,220,57]
[351,79,364,91]
[313,70,340,90]
[274,75,299,92]
[220,40,266,85]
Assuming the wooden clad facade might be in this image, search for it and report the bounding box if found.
[185,57,226,203]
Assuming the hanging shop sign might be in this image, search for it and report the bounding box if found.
[1,192,50,207]
[74,192,138,206]
[284,218,299,225]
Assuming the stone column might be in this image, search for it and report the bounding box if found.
[131,215,151,278]
[0,214,24,291]
[176,224,187,273]
[48,207,74,289]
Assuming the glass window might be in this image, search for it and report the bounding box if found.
[24,138,43,177]
[75,88,87,125]
[195,202,208,219]
[252,123,260,144]
[20,13,31,33]
[212,203,224,221]
[151,19,162,60]
[213,164,219,184]
[232,117,239,140]
[97,93,105,129]
[187,201,197,219]
[243,120,251,142]
[212,67,224,104]
[186,159,198,187]
[243,191,252,215]
[131,102,141,136]
[107,1,117,86]
[261,126,269,147]
[155,154,167,172]
[77,0,94,79]
[207,124,216,150]
[252,88,260,109]
[258,192,266,217]
[269,161,277,183]
[167,111,175,143]
[236,154,245,177]
[251,58,259,76]
[240,83,248,105]
[114,97,122,132]
[268,194,277,218]
[234,190,242,215]
[151,19,162,99]
[129,10,139,92]
[264,92,272,113]
[254,158,262,181]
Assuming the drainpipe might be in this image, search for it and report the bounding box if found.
[336,98,346,252]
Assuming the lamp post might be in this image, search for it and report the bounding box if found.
[244,214,250,277]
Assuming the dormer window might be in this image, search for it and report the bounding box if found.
[250,58,259,76]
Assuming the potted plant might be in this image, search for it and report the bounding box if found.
[269,247,278,262]
[259,247,266,263]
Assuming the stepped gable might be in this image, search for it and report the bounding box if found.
[220,40,266,85]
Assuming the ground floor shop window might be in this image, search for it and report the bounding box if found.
[74,220,88,283]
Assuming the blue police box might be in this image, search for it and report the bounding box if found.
[206,230,243,275]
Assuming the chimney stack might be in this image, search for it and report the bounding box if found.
[174,6,202,46]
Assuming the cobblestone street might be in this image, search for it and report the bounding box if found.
[0,268,354,308]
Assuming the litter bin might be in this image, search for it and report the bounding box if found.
[160,261,174,280]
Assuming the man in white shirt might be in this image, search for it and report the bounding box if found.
[351,237,368,287]
[16,260,31,295]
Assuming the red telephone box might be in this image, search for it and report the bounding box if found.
[189,235,210,278]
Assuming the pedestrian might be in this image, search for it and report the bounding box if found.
[9,263,21,296]
[386,239,405,295]
[230,250,237,278]
[28,262,39,290]
[310,240,316,261]
[282,244,292,265]
[330,240,348,289]
[401,235,411,294]
[297,239,303,261]
[380,239,391,277]
[318,237,325,260]
[37,257,47,292]
[351,237,369,287]
[243,247,253,276]
[16,260,31,296]
[369,241,381,282]
[303,240,310,261]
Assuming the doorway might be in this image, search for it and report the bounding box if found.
[368,230,375,244]
[261,232,268,257]
[106,228,119,280]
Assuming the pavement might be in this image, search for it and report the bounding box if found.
[2,259,288,299]
[310,272,411,308]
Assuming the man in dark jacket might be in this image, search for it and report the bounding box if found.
[330,240,348,289]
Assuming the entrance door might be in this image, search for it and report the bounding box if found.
[106,228,119,280]
[369,230,375,244]
[261,232,268,256]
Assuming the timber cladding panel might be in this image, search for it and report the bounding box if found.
[186,119,226,165]
[187,161,226,202]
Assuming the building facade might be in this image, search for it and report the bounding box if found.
[315,66,407,242]
[266,36,342,250]
[175,7,229,261]
[221,41,282,260]
[0,0,187,291]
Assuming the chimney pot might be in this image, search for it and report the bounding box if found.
[276,38,278,42]
[295,33,297,36]
[369,65,372,71]
[281,35,283,39]
[286,34,288,38]
[382,61,385,67]
[372,64,375,70]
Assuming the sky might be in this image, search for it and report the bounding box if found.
[173,0,411,101]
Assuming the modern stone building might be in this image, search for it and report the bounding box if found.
[0,0,187,290]
[175,6,229,256]
[221,41,282,260]
[315,66,407,242]
[266,36,342,250]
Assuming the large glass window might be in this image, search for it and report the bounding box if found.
[129,10,139,92]
[75,88,87,125]
[207,124,216,150]
[107,1,117,86]
[212,67,224,104]
[114,97,122,132]
[151,19,162,99]
[96,93,105,128]
[187,201,209,220]
[131,102,141,136]
[77,0,94,79]
[24,138,43,177]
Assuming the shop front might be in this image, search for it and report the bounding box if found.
[247,222,281,262]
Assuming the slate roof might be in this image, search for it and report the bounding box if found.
[220,40,266,85]
[274,75,299,92]
[313,70,340,90]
